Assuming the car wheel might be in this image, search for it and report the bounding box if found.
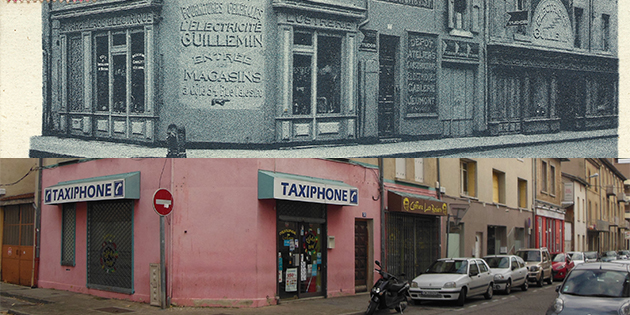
[457,287,467,306]
[537,273,544,287]
[504,280,512,295]
[521,280,529,291]
[484,283,494,299]
[547,273,553,285]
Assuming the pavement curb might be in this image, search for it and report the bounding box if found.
[0,292,51,305]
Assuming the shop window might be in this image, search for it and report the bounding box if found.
[292,31,342,115]
[531,75,549,118]
[492,170,505,204]
[518,178,527,209]
[574,8,583,48]
[87,200,133,294]
[541,160,548,192]
[461,159,477,197]
[602,14,610,51]
[94,30,145,114]
[550,165,556,195]
[61,203,76,266]
[68,35,84,112]
[414,158,424,183]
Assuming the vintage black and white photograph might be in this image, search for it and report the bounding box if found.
[31,0,618,157]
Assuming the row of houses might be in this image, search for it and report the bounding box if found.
[40,0,618,147]
[1,158,629,307]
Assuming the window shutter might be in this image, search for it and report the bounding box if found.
[448,0,455,29]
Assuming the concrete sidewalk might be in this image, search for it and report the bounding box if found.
[29,129,617,158]
[0,283,368,315]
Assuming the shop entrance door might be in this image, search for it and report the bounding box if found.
[440,66,475,137]
[557,73,585,131]
[354,220,368,292]
[378,35,398,138]
[278,221,325,299]
[1,204,35,286]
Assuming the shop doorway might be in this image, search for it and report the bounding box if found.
[277,201,326,300]
[378,35,398,138]
[2,204,34,286]
[440,66,475,137]
[354,220,368,292]
[557,73,585,131]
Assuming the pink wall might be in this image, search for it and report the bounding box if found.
[39,158,172,302]
[39,159,381,308]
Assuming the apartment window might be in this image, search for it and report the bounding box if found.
[493,170,506,204]
[602,14,610,51]
[518,178,527,209]
[395,158,406,179]
[550,165,556,195]
[541,161,548,192]
[577,197,581,222]
[517,0,526,10]
[448,0,469,30]
[61,203,76,266]
[461,159,477,197]
[574,8,583,48]
[292,31,342,115]
[414,158,424,183]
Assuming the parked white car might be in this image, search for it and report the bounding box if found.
[483,255,529,294]
[409,258,494,306]
[567,252,585,266]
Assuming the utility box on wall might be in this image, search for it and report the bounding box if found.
[150,263,161,307]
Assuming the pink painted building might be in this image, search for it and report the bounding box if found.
[38,159,381,307]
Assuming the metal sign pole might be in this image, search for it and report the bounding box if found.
[160,215,166,309]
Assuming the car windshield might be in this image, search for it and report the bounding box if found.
[568,252,584,260]
[585,252,598,259]
[485,257,509,269]
[517,251,540,262]
[561,269,630,298]
[426,260,468,274]
[553,254,566,263]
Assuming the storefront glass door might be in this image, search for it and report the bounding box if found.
[278,220,324,299]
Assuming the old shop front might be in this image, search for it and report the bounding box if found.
[42,0,366,147]
[355,0,485,141]
[486,0,618,135]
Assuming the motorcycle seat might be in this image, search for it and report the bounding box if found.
[388,282,407,292]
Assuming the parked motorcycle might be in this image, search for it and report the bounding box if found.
[365,260,410,315]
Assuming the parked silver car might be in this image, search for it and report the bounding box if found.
[483,255,529,294]
[409,258,494,306]
[516,247,553,287]
[546,262,630,315]
[566,252,585,266]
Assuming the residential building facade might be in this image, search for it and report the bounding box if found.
[561,172,588,252]
[533,158,565,254]
[438,158,533,258]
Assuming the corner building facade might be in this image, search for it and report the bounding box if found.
[41,0,616,147]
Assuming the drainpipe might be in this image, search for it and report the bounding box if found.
[379,158,385,266]
[532,158,537,248]
[32,158,43,288]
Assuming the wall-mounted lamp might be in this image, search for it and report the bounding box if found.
[589,173,599,178]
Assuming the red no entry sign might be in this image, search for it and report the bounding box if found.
[153,189,174,216]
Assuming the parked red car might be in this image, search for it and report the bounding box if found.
[551,253,575,281]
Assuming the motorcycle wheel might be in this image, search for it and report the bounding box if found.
[366,300,379,315]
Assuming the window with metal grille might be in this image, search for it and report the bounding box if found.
[386,212,439,279]
[87,200,133,294]
[2,204,34,247]
[61,204,76,266]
